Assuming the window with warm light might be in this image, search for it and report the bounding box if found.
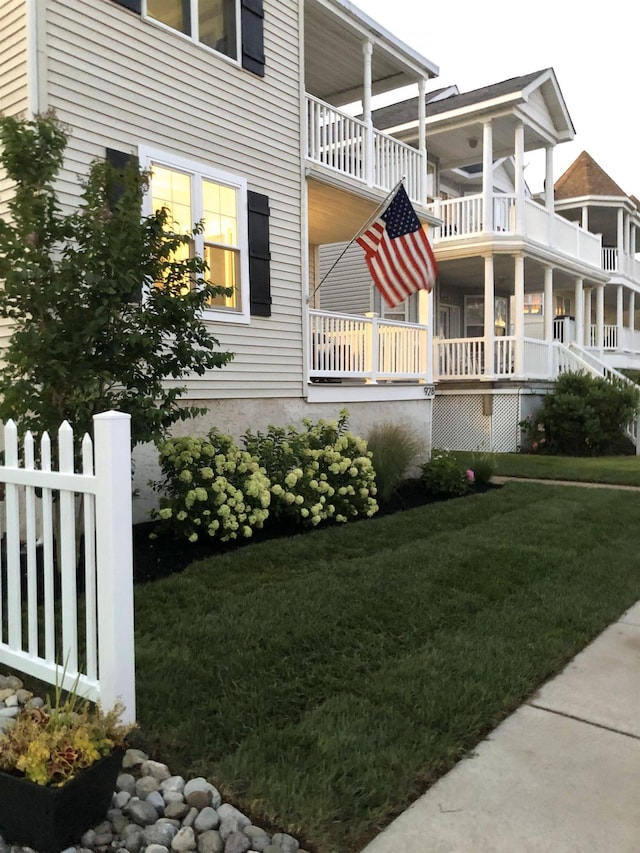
[140,147,249,322]
[524,293,543,315]
[146,0,238,60]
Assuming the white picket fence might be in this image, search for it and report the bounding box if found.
[0,412,135,723]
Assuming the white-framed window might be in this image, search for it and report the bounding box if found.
[144,0,240,62]
[139,146,250,324]
[524,293,543,315]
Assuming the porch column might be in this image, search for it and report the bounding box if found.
[514,254,525,375]
[617,284,624,337]
[484,254,495,378]
[514,122,525,233]
[581,205,589,230]
[543,266,554,341]
[482,121,493,232]
[584,287,592,346]
[545,146,554,245]
[574,278,584,347]
[418,78,427,204]
[630,291,636,332]
[617,208,624,264]
[362,40,374,188]
[596,284,605,350]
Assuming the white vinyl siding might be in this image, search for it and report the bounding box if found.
[0,0,29,217]
[317,242,374,315]
[40,0,303,401]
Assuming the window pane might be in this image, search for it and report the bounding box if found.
[205,245,240,309]
[147,0,191,34]
[151,166,192,232]
[202,179,237,245]
[199,0,236,58]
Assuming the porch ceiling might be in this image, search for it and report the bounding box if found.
[307,179,379,245]
[304,0,438,106]
[436,256,578,294]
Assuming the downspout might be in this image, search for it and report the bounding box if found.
[26,0,40,116]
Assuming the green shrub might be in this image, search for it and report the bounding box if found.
[520,371,639,456]
[244,410,378,527]
[152,430,271,542]
[465,450,497,487]
[366,422,425,504]
[421,449,471,498]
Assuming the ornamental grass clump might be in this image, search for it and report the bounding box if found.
[0,683,132,787]
[244,409,378,527]
[153,430,271,542]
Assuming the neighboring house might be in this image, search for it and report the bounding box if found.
[367,69,639,451]
[0,0,442,518]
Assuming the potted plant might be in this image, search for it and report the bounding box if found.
[0,678,133,853]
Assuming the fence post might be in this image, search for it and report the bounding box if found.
[93,411,136,723]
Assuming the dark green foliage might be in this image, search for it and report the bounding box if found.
[464,450,497,486]
[520,371,639,456]
[0,113,233,446]
[421,448,471,497]
[366,422,425,504]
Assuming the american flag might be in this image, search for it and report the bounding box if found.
[356,185,437,309]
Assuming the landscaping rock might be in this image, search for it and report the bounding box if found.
[223,831,251,853]
[197,830,224,853]
[271,833,299,853]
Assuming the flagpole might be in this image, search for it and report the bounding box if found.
[307,177,405,303]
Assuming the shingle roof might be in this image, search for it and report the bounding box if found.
[554,151,627,199]
[372,70,548,129]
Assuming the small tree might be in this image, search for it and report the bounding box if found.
[0,113,233,446]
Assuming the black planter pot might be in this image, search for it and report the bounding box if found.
[0,748,123,853]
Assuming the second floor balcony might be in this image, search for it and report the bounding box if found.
[426,195,603,267]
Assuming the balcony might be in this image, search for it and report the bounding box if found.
[309,310,430,384]
[305,95,425,205]
[427,195,602,266]
[602,248,640,281]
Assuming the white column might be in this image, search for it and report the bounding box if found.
[484,255,495,377]
[596,284,604,350]
[482,121,493,232]
[543,266,554,341]
[617,285,624,329]
[514,255,525,375]
[630,291,636,332]
[362,40,373,188]
[581,205,589,230]
[574,278,584,347]
[545,147,554,213]
[617,208,624,260]
[624,210,631,258]
[514,122,525,233]
[584,287,592,346]
[418,77,427,204]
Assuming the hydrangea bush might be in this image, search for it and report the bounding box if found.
[243,410,378,527]
[152,430,271,542]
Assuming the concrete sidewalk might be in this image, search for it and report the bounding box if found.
[361,602,640,853]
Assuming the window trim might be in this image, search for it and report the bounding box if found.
[139,146,250,325]
[142,0,242,68]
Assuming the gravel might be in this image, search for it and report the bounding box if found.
[0,677,309,853]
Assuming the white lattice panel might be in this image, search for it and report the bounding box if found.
[433,393,523,452]
[433,395,491,450]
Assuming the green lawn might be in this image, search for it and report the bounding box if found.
[133,483,640,852]
[454,450,640,486]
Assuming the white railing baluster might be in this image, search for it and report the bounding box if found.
[5,421,21,650]
[41,432,55,664]
[24,431,38,656]
[58,421,78,675]
[82,433,97,682]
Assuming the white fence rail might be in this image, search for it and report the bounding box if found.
[309,310,429,383]
[0,412,135,722]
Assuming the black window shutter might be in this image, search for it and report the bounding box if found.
[240,0,265,78]
[247,190,271,317]
[109,0,142,13]
[106,148,139,210]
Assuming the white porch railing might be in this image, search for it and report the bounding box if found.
[589,324,618,348]
[305,95,423,203]
[309,310,429,383]
[602,248,640,280]
[435,335,551,380]
[0,412,135,722]
[427,195,602,265]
